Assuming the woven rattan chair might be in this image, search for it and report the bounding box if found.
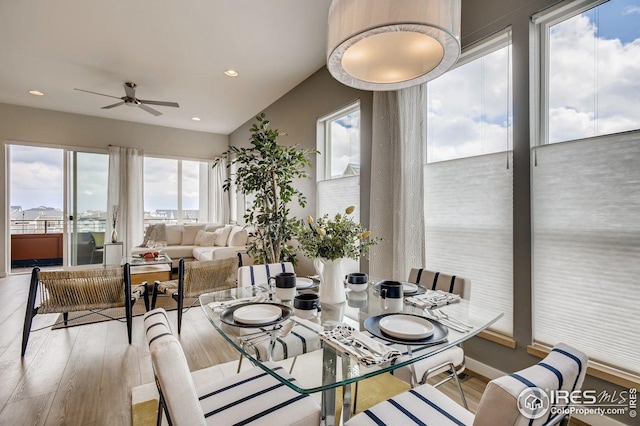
[21,264,142,356]
[151,258,238,334]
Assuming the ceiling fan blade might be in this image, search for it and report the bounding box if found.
[74,88,122,100]
[138,103,162,116]
[101,101,125,109]
[139,99,180,108]
[124,82,136,99]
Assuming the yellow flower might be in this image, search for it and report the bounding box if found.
[360,230,371,239]
[345,205,355,215]
[317,227,326,236]
[307,215,314,224]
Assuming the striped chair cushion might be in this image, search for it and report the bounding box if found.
[345,382,474,426]
[237,262,295,288]
[197,361,320,425]
[245,324,323,362]
[391,345,465,384]
[143,308,320,426]
[474,343,588,426]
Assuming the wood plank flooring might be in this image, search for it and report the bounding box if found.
[0,271,490,425]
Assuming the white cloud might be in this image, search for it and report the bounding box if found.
[624,5,640,14]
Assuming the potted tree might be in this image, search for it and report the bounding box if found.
[214,113,317,264]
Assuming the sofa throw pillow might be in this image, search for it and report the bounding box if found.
[213,225,233,246]
[140,223,167,247]
[194,229,207,246]
[166,225,183,245]
[181,224,207,245]
[227,226,248,246]
[199,231,218,247]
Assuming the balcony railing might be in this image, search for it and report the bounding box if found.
[10,217,201,234]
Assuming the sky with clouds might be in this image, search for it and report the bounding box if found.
[10,0,640,211]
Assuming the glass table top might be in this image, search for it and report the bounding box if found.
[200,282,502,394]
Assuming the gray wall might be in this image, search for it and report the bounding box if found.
[229,67,373,276]
[1,102,228,275]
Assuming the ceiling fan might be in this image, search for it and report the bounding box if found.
[74,82,179,116]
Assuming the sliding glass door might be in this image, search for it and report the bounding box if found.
[8,144,108,270]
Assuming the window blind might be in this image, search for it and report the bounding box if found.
[317,176,360,274]
[532,134,640,374]
[424,152,513,335]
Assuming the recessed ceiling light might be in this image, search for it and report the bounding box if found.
[224,69,239,77]
[29,90,44,96]
[191,117,201,121]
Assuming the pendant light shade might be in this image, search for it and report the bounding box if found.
[327,0,461,91]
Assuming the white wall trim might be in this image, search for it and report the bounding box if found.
[466,357,629,426]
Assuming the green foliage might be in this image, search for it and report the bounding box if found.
[295,206,381,261]
[213,113,317,264]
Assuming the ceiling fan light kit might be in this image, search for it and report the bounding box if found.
[74,82,179,116]
[327,0,461,91]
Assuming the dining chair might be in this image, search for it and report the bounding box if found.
[151,258,237,334]
[237,262,295,289]
[22,264,142,356]
[392,267,472,408]
[346,343,588,426]
[143,308,321,426]
[236,262,322,373]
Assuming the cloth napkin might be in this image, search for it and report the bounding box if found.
[319,324,401,366]
[207,294,266,312]
[405,290,461,309]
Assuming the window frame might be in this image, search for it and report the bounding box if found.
[316,100,361,182]
[532,0,639,146]
[426,27,512,163]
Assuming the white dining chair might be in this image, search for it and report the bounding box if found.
[391,268,472,408]
[236,262,322,373]
[346,343,588,426]
[144,308,321,426]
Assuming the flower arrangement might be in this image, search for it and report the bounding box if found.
[295,206,381,261]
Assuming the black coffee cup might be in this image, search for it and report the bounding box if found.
[378,280,403,298]
[293,293,319,310]
[272,272,296,288]
[347,273,368,284]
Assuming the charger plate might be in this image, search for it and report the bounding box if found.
[220,303,292,328]
[364,313,448,345]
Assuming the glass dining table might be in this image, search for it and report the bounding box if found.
[200,281,502,426]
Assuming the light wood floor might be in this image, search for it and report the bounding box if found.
[0,271,487,425]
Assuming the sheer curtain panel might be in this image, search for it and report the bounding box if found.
[532,134,640,374]
[107,146,144,259]
[370,87,426,280]
[209,156,229,224]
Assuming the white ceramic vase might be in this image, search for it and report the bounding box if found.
[110,229,118,243]
[314,257,347,304]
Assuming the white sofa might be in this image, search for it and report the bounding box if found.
[132,223,249,268]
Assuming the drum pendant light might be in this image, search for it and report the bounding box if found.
[327,0,461,91]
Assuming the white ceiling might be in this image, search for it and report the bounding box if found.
[0,0,332,135]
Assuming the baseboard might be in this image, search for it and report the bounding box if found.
[465,357,630,426]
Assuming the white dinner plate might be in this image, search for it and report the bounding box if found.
[379,314,435,340]
[403,283,419,294]
[296,277,314,289]
[232,304,282,325]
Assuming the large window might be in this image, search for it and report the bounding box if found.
[533,0,640,374]
[424,31,513,335]
[317,101,361,274]
[542,0,640,144]
[143,157,209,225]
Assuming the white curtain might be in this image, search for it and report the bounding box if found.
[370,86,426,280]
[107,146,144,259]
[209,156,229,224]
